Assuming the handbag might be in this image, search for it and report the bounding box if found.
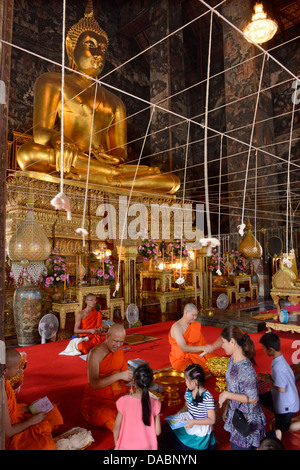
[232,407,251,437]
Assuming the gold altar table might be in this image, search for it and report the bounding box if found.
[266,317,300,334]
[140,270,172,293]
[52,302,80,330]
[140,288,200,321]
[139,269,203,321]
[270,290,300,316]
[67,285,111,310]
[213,275,258,308]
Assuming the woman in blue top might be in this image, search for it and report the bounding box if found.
[171,363,216,450]
[218,325,266,450]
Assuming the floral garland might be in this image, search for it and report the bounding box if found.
[138,232,158,261]
[168,237,189,259]
[43,249,68,289]
[207,248,226,276]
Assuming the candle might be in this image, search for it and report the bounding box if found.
[64,273,67,290]
[79,257,82,277]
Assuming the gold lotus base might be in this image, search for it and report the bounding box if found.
[153,370,185,407]
[215,377,227,393]
[206,356,229,393]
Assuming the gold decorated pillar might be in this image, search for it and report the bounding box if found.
[117,245,138,309]
[195,247,209,310]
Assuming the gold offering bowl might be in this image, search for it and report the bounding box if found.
[153,370,185,407]
[206,357,229,393]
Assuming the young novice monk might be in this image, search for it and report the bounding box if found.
[4,348,63,450]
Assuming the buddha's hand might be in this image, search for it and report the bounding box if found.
[51,135,78,173]
[93,149,126,166]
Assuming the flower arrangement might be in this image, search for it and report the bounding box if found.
[230,251,248,275]
[138,232,158,261]
[90,257,115,284]
[207,248,226,276]
[43,249,68,289]
[168,236,189,259]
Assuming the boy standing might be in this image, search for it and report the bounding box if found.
[259,332,300,433]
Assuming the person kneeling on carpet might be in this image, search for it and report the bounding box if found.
[74,294,104,354]
[80,323,133,431]
[4,348,63,450]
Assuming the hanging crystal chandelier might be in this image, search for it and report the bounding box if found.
[244,2,278,44]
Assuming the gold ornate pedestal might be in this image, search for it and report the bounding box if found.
[52,302,80,330]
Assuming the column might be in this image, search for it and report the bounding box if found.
[117,245,138,309]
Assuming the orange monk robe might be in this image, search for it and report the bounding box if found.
[5,380,63,450]
[77,307,104,354]
[169,320,215,372]
[81,347,128,431]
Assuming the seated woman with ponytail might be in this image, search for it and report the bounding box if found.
[218,325,266,450]
[113,364,161,450]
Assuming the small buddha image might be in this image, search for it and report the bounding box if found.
[17,0,180,195]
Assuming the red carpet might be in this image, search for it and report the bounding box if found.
[16,321,300,450]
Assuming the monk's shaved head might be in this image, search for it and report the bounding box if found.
[107,323,126,336]
[5,348,21,367]
[106,323,126,353]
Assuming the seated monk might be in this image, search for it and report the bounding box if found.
[74,293,104,354]
[4,348,63,450]
[169,303,216,372]
[16,2,180,195]
[81,323,133,431]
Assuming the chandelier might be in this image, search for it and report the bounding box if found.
[244,2,278,44]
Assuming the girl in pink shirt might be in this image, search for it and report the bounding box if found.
[113,364,161,450]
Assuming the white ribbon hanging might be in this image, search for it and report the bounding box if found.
[75,82,98,246]
[239,54,266,236]
[113,105,155,297]
[51,0,72,221]
[175,120,190,286]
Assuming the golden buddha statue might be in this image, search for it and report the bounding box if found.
[17,2,180,195]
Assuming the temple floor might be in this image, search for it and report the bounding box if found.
[14,312,300,451]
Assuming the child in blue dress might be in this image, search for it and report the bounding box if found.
[170,363,216,450]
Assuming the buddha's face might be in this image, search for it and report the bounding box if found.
[72,31,107,77]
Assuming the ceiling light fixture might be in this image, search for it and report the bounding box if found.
[244,2,278,44]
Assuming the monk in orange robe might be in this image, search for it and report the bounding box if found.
[74,294,104,354]
[81,323,133,431]
[4,348,63,450]
[169,303,216,372]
